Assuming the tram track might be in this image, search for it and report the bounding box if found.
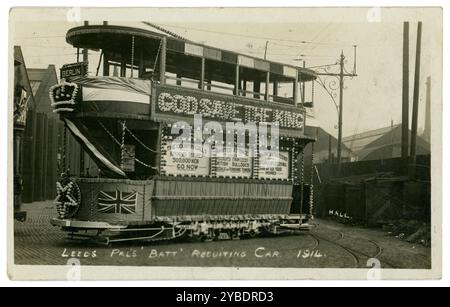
[309,233,360,268]
[310,226,395,269]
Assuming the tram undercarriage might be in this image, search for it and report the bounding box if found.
[52,214,311,245]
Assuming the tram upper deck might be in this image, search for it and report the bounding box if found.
[51,24,318,180]
[63,24,316,115]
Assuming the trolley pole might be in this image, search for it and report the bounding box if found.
[264,41,269,60]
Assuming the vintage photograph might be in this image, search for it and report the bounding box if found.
[8,7,442,280]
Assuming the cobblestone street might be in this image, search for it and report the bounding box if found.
[14,202,431,269]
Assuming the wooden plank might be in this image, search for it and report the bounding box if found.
[203,47,221,61]
[41,115,48,200]
[238,55,255,68]
[221,50,238,65]
[21,109,37,202]
[33,113,44,201]
[167,38,185,53]
[270,62,284,75]
[254,59,270,71]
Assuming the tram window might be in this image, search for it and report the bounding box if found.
[125,67,139,78]
[165,51,202,88]
[107,63,120,77]
[273,82,294,104]
[238,67,267,100]
[204,58,236,94]
[302,81,314,107]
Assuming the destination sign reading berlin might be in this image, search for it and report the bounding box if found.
[155,86,305,130]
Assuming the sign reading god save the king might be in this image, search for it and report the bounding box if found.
[154,86,304,130]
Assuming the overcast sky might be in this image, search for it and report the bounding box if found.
[10,7,442,137]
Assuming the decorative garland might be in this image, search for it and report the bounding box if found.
[130,36,135,78]
[309,142,315,217]
[98,119,158,171]
[123,125,158,153]
[300,147,305,214]
[120,120,126,169]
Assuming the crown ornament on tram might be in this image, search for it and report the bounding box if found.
[49,79,79,114]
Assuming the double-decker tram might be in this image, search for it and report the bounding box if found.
[50,23,318,244]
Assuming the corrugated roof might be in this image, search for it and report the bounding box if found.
[344,124,431,161]
[343,124,402,153]
[313,127,352,154]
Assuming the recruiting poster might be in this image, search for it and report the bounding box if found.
[216,155,253,178]
[122,144,135,172]
[258,151,290,180]
[162,141,210,176]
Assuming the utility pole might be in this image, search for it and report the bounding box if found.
[401,22,410,162]
[409,21,422,180]
[336,51,345,174]
[315,48,357,176]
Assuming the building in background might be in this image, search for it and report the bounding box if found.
[23,66,60,202]
[303,127,355,164]
[343,124,431,161]
[20,65,97,203]
[13,46,35,220]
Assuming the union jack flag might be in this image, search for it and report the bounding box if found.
[97,190,137,214]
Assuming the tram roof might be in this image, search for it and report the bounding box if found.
[66,25,317,82]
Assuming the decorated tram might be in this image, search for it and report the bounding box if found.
[49,23,318,244]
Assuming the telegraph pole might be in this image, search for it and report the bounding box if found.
[409,21,422,180]
[401,22,410,162]
[336,51,345,174]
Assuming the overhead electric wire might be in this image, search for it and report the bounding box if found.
[298,23,333,57]
[15,35,66,39]
[269,39,352,49]
[153,22,350,46]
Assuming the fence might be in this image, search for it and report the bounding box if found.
[20,109,91,203]
[312,155,431,224]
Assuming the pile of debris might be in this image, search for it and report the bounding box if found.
[379,219,431,247]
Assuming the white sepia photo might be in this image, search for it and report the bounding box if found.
[8,7,443,280]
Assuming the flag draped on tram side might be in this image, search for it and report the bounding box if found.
[63,117,127,178]
[73,76,152,116]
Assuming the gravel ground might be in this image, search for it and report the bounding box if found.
[13,201,431,269]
